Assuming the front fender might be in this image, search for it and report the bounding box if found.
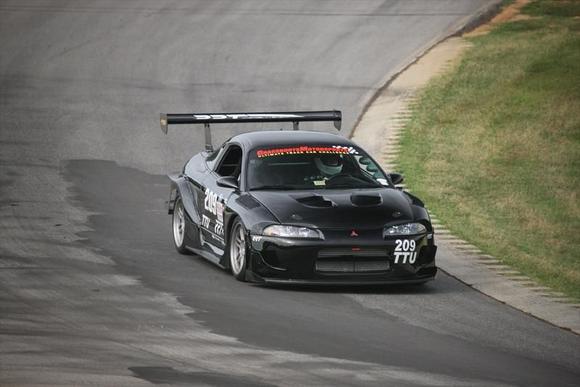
[226,193,279,236]
[168,174,201,224]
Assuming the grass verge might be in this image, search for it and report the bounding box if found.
[397,0,580,300]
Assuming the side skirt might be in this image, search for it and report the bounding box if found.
[185,246,227,270]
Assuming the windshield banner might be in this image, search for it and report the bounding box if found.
[256,145,357,158]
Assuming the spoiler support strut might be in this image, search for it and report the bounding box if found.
[203,123,212,151]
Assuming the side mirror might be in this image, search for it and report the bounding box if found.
[216,176,239,190]
[388,173,404,185]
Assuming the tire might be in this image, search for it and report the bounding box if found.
[172,196,191,254]
[228,218,248,281]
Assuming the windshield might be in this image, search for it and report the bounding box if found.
[247,144,390,190]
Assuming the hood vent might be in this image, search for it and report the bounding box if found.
[350,193,382,207]
[293,194,335,208]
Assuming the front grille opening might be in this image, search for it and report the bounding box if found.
[315,258,389,273]
[318,248,388,258]
[316,249,389,273]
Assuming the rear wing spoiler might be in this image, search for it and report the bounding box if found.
[160,110,341,151]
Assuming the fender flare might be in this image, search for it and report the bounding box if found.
[168,174,201,225]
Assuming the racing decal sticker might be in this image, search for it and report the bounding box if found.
[203,188,226,237]
[214,222,224,236]
[394,239,417,264]
[333,145,358,155]
[193,113,302,121]
[216,201,224,223]
[256,145,357,158]
[204,188,220,215]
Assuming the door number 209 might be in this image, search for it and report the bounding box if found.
[394,239,417,264]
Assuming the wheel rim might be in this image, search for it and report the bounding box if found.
[173,200,185,247]
[230,223,246,275]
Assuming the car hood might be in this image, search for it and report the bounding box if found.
[249,188,415,229]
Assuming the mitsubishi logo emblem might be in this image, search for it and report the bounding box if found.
[350,230,359,237]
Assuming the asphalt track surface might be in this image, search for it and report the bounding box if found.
[1,1,579,386]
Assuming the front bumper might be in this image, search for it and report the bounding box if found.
[246,231,437,285]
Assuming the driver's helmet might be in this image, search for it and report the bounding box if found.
[314,154,343,177]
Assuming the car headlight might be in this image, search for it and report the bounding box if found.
[384,222,427,236]
[263,225,323,239]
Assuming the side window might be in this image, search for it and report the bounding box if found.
[355,155,389,186]
[215,145,242,177]
[205,144,225,170]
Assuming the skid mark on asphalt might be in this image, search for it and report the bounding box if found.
[129,366,275,387]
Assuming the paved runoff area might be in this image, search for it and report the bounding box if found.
[351,36,580,334]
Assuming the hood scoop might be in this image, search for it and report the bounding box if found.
[292,194,336,208]
[350,193,382,207]
[251,189,413,229]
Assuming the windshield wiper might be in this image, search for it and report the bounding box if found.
[325,183,382,189]
[249,185,297,191]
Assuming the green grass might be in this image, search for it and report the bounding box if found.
[397,0,580,300]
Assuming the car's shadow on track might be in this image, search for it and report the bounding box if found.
[259,282,440,295]
[182,249,450,296]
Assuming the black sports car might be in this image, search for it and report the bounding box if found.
[161,110,437,285]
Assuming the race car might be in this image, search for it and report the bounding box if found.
[160,110,437,285]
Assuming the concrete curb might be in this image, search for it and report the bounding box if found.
[350,29,580,334]
[349,0,503,138]
[452,0,504,36]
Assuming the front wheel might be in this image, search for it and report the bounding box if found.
[172,197,191,254]
[229,219,248,281]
